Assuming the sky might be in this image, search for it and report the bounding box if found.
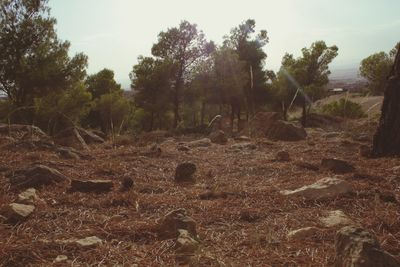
[49,0,400,88]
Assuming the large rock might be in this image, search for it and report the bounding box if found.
[54,127,89,150]
[240,112,307,141]
[187,138,211,148]
[281,177,352,200]
[335,226,400,267]
[320,210,354,228]
[158,209,197,239]
[321,158,355,174]
[9,165,69,189]
[0,124,48,141]
[1,203,35,223]
[209,130,227,145]
[70,179,113,193]
[175,162,197,183]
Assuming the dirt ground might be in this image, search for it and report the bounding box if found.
[0,119,399,266]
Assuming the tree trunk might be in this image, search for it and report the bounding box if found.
[282,101,288,121]
[200,101,206,125]
[301,97,307,127]
[372,49,400,157]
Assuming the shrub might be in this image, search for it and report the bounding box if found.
[321,99,366,119]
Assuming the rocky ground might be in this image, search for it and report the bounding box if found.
[0,118,399,266]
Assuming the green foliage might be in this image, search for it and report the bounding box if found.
[359,43,398,95]
[94,92,131,134]
[321,99,365,119]
[33,83,92,133]
[0,0,88,107]
[86,68,121,99]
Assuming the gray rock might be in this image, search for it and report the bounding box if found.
[335,226,400,267]
[175,229,199,255]
[1,203,35,223]
[209,130,228,145]
[9,165,69,189]
[18,188,39,204]
[321,158,355,174]
[75,236,103,247]
[320,210,354,228]
[281,177,353,200]
[175,162,197,183]
[70,179,113,193]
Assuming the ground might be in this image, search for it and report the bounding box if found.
[0,119,399,266]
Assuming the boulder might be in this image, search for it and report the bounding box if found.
[320,210,354,228]
[267,120,307,141]
[9,165,69,189]
[1,203,35,223]
[70,179,113,193]
[187,138,211,148]
[18,188,39,204]
[209,130,228,145]
[0,124,48,141]
[175,162,197,183]
[276,150,290,162]
[54,127,89,150]
[158,209,197,239]
[287,227,320,240]
[335,226,400,267]
[75,236,103,247]
[281,177,353,200]
[231,142,257,150]
[321,158,355,174]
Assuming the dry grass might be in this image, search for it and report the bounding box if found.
[0,121,399,266]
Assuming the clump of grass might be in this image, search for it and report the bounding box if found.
[321,99,366,119]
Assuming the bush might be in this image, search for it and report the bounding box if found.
[321,99,366,119]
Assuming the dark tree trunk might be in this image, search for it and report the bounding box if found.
[282,101,288,121]
[301,97,307,127]
[200,101,206,125]
[372,49,400,157]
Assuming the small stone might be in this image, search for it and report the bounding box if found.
[276,150,290,162]
[75,236,102,247]
[54,255,68,263]
[175,162,197,183]
[287,227,320,240]
[175,229,199,254]
[2,203,35,223]
[209,130,228,145]
[320,210,354,228]
[70,179,113,193]
[321,158,355,174]
[18,188,39,204]
[281,177,353,200]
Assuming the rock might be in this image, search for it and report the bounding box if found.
[320,210,354,228]
[234,136,251,142]
[187,138,211,148]
[120,177,134,192]
[0,124,48,141]
[18,188,39,204]
[70,179,113,193]
[141,143,162,157]
[287,227,320,240]
[177,145,190,152]
[57,147,81,159]
[266,120,307,141]
[276,150,290,161]
[75,236,103,247]
[335,226,400,267]
[231,142,257,150]
[76,128,105,144]
[175,229,199,254]
[54,255,68,263]
[175,162,197,183]
[158,209,197,239]
[321,158,355,174]
[281,177,353,200]
[9,165,69,189]
[54,127,89,150]
[209,130,228,145]
[1,203,35,223]
[323,132,341,138]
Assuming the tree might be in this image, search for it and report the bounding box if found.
[86,68,121,99]
[278,41,338,126]
[360,43,399,95]
[0,0,87,107]
[151,20,214,128]
[130,56,175,131]
[372,47,400,157]
[224,19,269,117]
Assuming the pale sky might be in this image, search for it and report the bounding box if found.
[49,0,400,88]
